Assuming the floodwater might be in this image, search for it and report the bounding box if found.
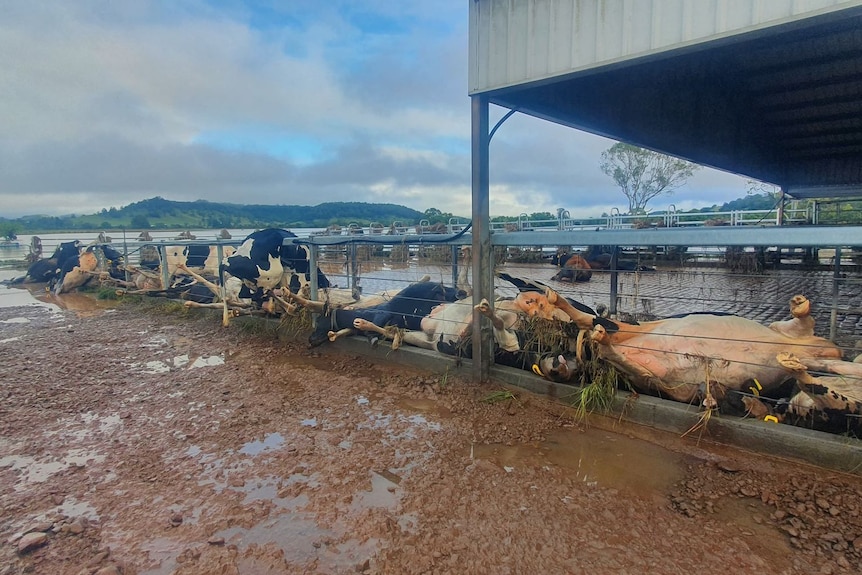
[134,394,698,574]
[3,226,859,345]
[472,427,689,500]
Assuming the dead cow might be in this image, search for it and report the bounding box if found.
[543,288,841,407]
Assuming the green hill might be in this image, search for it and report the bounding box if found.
[9,197,431,232]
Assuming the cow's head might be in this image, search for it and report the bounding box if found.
[532,353,580,383]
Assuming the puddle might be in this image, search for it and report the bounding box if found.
[0,448,106,487]
[239,432,285,456]
[36,292,116,315]
[351,471,399,512]
[234,474,311,509]
[189,354,225,369]
[57,496,100,521]
[129,354,223,374]
[139,537,184,575]
[0,271,61,311]
[210,512,380,572]
[216,513,331,563]
[396,397,453,418]
[472,428,690,498]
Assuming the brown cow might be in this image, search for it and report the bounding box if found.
[544,288,841,405]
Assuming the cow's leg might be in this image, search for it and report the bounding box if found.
[776,352,814,384]
[399,330,438,350]
[283,289,326,313]
[544,288,596,329]
[268,294,297,315]
[177,263,222,299]
[184,301,242,317]
[474,298,505,331]
[328,327,354,342]
[353,318,402,349]
[789,294,811,318]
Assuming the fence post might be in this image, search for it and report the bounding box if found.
[830,246,841,341]
[309,243,319,328]
[349,242,358,293]
[609,247,619,316]
[471,94,492,382]
[159,245,169,289]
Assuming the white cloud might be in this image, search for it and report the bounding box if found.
[0,0,752,220]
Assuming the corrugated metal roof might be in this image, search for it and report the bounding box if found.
[469,0,862,198]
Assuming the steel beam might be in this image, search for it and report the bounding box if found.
[489,226,862,247]
[471,94,492,382]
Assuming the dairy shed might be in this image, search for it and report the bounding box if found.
[467,0,862,380]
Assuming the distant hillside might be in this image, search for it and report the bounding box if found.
[10,197,428,231]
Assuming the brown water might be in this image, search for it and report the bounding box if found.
[472,427,691,500]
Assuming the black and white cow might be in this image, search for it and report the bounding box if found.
[11,240,83,285]
[222,228,331,300]
[306,280,466,347]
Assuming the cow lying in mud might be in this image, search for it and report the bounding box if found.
[540,288,862,423]
[11,240,83,286]
[299,269,859,429]
[302,280,467,347]
[393,295,582,383]
[9,242,126,295]
[289,273,585,383]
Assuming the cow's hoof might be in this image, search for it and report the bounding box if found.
[776,352,806,372]
[789,295,810,318]
[590,324,608,343]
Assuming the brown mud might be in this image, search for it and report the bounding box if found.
[1,290,862,574]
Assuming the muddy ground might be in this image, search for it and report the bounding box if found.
[2,293,862,575]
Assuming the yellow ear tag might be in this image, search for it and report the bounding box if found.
[748,378,763,396]
[532,364,545,377]
[764,415,778,423]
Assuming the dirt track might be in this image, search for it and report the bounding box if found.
[2,295,862,575]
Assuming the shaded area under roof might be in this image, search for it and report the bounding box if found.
[482,6,862,200]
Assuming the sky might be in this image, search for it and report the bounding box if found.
[0,0,752,220]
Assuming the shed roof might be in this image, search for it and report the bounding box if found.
[469,1,862,199]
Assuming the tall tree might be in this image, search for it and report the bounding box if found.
[600,143,700,214]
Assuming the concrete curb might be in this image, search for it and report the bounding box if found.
[331,336,862,476]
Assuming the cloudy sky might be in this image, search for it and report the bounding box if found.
[0,0,751,219]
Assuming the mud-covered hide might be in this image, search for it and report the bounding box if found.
[546,290,842,406]
[54,247,99,294]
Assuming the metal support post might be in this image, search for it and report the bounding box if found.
[451,245,459,289]
[830,246,841,341]
[471,94,492,382]
[159,245,169,289]
[309,243,319,328]
[609,246,619,316]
